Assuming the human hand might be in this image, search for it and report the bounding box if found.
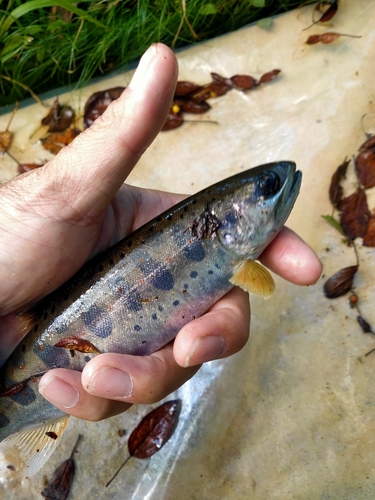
[0,44,322,421]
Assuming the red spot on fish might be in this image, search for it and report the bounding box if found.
[19,365,25,370]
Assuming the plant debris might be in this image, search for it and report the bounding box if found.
[303,1,339,30]
[42,128,81,155]
[0,102,18,154]
[42,99,75,132]
[306,32,361,45]
[83,87,125,129]
[323,265,358,298]
[41,435,81,500]
[323,133,375,352]
[106,399,181,487]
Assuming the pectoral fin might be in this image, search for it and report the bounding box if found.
[230,260,275,299]
[3,415,69,476]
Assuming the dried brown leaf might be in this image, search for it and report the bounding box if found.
[357,315,373,334]
[18,163,44,174]
[363,215,375,247]
[258,69,281,85]
[355,149,375,188]
[174,81,201,96]
[162,111,184,131]
[128,400,181,458]
[42,99,75,132]
[0,130,13,154]
[173,98,211,114]
[41,459,74,500]
[84,87,125,129]
[230,74,257,90]
[329,158,350,206]
[54,338,101,354]
[42,128,81,155]
[337,189,370,239]
[359,135,375,151]
[323,265,358,298]
[190,82,230,102]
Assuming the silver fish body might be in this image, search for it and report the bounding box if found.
[0,161,301,453]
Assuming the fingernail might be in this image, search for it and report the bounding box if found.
[86,367,133,400]
[129,44,158,90]
[39,377,79,409]
[184,336,225,367]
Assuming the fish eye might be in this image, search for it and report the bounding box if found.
[256,172,280,198]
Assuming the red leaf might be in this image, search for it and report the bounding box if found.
[337,189,370,239]
[363,215,375,247]
[128,400,181,458]
[329,158,350,206]
[355,149,375,188]
[323,265,358,298]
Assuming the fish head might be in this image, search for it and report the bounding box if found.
[214,161,302,260]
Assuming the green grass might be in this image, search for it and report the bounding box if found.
[0,0,301,107]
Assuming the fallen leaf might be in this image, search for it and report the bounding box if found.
[41,435,81,500]
[355,149,375,188]
[329,158,350,206]
[359,135,375,151]
[0,102,18,154]
[258,69,281,84]
[54,338,101,354]
[304,1,338,30]
[173,97,211,114]
[42,128,81,155]
[84,87,125,129]
[323,265,358,298]
[106,400,181,487]
[174,81,202,96]
[162,111,184,131]
[306,32,361,45]
[363,215,375,247]
[357,315,373,334]
[337,189,370,240]
[189,82,231,102]
[42,99,75,132]
[128,400,181,458]
[230,74,257,90]
[18,163,44,174]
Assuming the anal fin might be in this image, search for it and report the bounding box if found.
[230,260,275,299]
[2,415,70,476]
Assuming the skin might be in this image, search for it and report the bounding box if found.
[0,44,322,422]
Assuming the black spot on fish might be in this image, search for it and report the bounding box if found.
[43,311,48,321]
[180,214,184,219]
[109,258,114,265]
[152,313,157,320]
[9,385,36,406]
[34,324,38,333]
[82,305,113,338]
[127,240,132,247]
[34,344,70,369]
[63,292,69,301]
[192,199,197,204]
[134,325,141,331]
[98,264,104,272]
[173,300,179,306]
[158,306,163,312]
[208,270,213,275]
[114,278,143,312]
[138,256,174,291]
[190,271,198,278]
[184,206,188,212]
[120,252,125,259]
[51,304,56,314]
[183,241,205,262]
[0,413,10,428]
[215,263,221,269]
[84,356,90,363]
[22,344,26,353]
[166,214,173,221]
[149,225,154,231]
[156,216,162,222]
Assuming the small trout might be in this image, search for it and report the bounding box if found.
[0,161,301,474]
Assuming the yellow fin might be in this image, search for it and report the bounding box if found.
[2,415,69,476]
[230,260,275,299]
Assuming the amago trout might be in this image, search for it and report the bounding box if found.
[0,161,301,475]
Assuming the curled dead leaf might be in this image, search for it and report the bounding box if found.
[42,99,75,132]
[323,265,358,298]
[329,158,350,206]
[337,189,370,240]
[357,315,373,334]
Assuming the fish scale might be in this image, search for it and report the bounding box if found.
[0,161,302,475]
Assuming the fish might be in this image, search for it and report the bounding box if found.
[0,161,301,475]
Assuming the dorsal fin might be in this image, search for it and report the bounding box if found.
[3,415,70,476]
[230,260,275,299]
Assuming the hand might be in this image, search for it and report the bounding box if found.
[0,44,322,421]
